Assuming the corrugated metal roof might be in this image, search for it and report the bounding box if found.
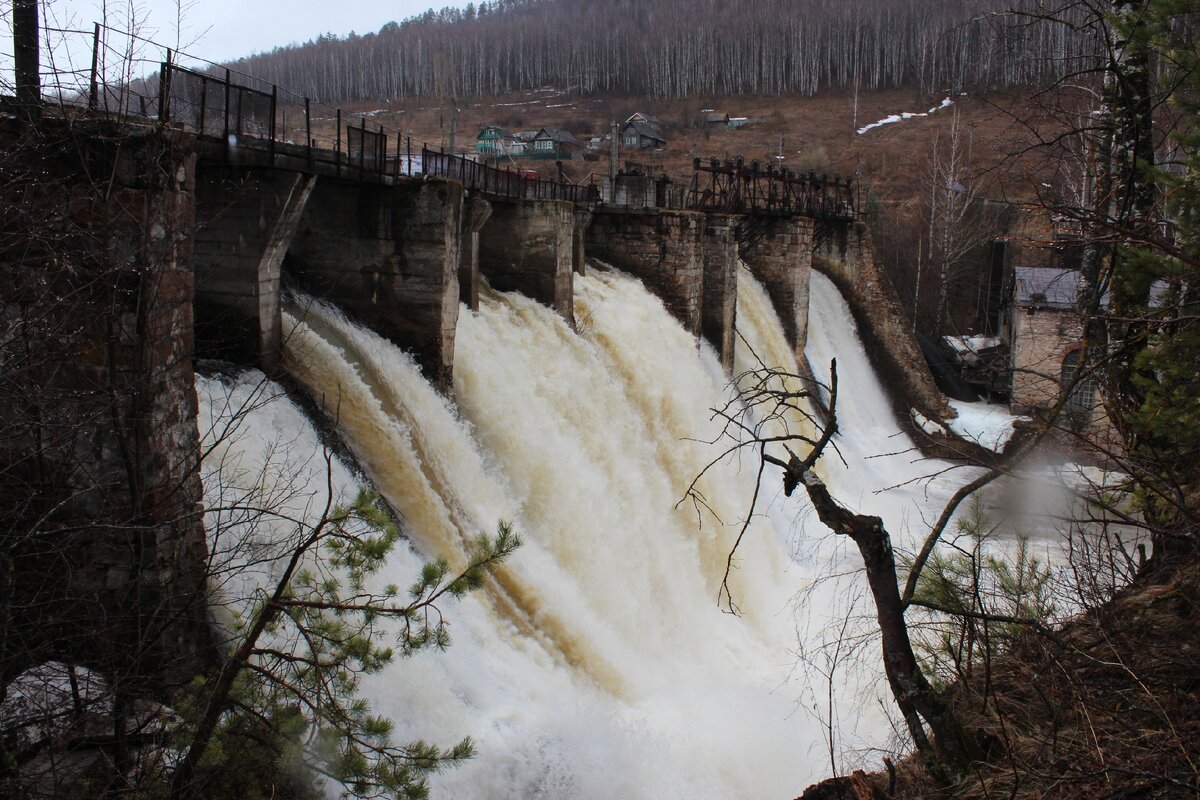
[1014,266,1086,309]
[1014,266,1168,311]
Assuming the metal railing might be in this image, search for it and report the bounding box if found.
[422,149,601,204]
[687,156,856,220]
[15,22,600,203]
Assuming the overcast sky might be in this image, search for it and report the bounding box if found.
[4,0,469,73]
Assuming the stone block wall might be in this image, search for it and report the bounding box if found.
[814,221,951,419]
[1009,307,1118,450]
[700,214,739,371]
[287,176,464,392]
[588,209,704,335]
[1010,307,1084,411]
[479,198,576,326]
[458,194,493,311]
[573,209,592,276]
[742,217,814,362]
[0,119,210,690]
[194,167,314,372]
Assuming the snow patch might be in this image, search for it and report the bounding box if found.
[0,663,111,749]
[911,409,948,436]
[857,96,955,135]
[943,335,1000,355]
[947,399,1026,452]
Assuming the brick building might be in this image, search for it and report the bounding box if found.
[1003,266,1115,443]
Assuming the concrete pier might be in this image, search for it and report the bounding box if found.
[700,213,739,371]
[286,177,465,392]
[587,209,704,336]
[193,167,315,372]
[741,217,814,363]
[479,198,576,327]
[0,120,209,690]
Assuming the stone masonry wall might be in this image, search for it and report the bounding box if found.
[742,217,813,362]
[193,166,314,372]
[287,176,464,392]
[588,209,704,335]
[458,194,493,312]
[1010,306,1118,449]
[1010,307,1084,411]
[814,221,951,419]
[0,119,210,691]
[478,198,576,327]
[700,213,739,371]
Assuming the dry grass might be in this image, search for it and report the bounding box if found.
[832,560,1200,800]
[333,87,1059,215]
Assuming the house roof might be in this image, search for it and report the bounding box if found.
[1013,266,1116,310]
[477,125,516,139]
[626,112,662,125]
[622,118,666,143]
[1013,266,1174,312]
[1013,267,1085,309]
[532,128,582,146]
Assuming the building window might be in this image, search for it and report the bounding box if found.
[625,136,637,146]
[1061,350,1096,414]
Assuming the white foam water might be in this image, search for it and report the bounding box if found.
[194,264,978,797]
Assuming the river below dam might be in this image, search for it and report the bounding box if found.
[196,264,997,798]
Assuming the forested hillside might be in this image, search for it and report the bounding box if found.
[226,0,1095,102]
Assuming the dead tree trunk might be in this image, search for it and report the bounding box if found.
[758,362,986,784]
[795,471,985,784]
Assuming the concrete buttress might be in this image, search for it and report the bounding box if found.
[459,193,493,311]
[193,166,315,372]
[587,209,704,336]
[286,176,465,393]
[478,198,576,327]
[700,213,739,371]
[741,217,814,364]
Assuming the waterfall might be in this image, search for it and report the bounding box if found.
[195,264,970,798]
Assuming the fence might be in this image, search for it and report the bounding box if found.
[11,22,601,202]
[422,149,601,204]
[687,157,856,220]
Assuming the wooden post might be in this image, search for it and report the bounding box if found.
[198,76,207,135]
[13,0,40,118]
[305,98,312,167]
[358,117,365,178]
[158,49,173,123]
[235,87,243,139]
[335,108,342,177]
[223,68,231,152]
[88,23,101,111]
[269,84,278,161]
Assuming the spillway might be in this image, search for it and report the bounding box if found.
[196,264,970,797]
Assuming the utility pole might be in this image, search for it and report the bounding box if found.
[14,0,41,119]
[609,118,619,183]
[447,99,459,154]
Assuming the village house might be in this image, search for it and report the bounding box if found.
[475,124,523,157]
[530,128,584,160]
[620,115,667,149]
[1001,265,1118,444]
